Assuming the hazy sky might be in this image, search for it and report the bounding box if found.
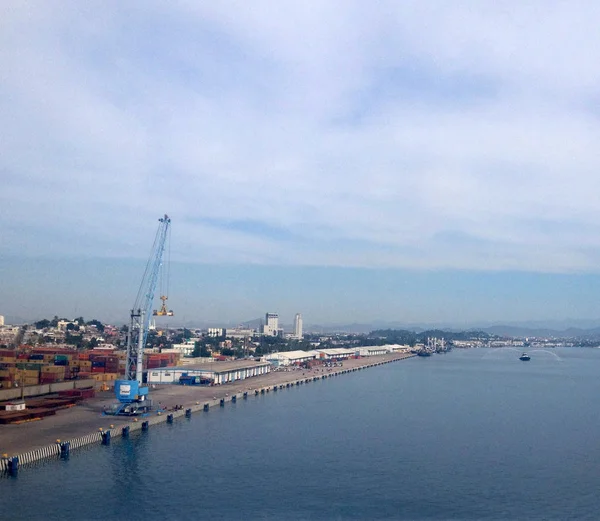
[2,2,600,327]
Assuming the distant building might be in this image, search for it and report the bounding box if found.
[0,315,4,327]
[225,327,255,339]
[262,313,279,336]
[293,313,303,340]
[171,339,197,357]
[207,328,224,337]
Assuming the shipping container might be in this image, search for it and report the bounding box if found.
[40,378,60,384]
[42,366,66,373]
[17,362,43,370]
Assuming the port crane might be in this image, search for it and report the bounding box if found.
[111,214,172,415]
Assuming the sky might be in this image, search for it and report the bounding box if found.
[2,1,600,328]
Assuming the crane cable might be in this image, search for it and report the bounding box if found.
[135,224,162,311]
[166,224,171,300]
[159,225,171,301]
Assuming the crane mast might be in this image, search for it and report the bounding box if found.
[125,214,171,383]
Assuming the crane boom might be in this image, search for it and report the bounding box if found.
[125,214,171,383]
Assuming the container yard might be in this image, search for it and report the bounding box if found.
[0,347,183,392]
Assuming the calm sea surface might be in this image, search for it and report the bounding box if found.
[4,348,600,520]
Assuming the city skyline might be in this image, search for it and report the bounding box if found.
[3,3,600,325]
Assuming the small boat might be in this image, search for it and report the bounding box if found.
[417,350,431,357]
[519,353,531,361]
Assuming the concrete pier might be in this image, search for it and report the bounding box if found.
[0,353,415,473]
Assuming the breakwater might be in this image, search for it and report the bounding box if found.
[1,355,414,475]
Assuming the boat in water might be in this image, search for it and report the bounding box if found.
[417,350,431,357]
[519,353,531,361]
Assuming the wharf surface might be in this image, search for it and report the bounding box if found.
[1,353,414,471]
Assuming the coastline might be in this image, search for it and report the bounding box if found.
[1,352,415,472]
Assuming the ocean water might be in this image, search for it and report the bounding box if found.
[4,348,600,520]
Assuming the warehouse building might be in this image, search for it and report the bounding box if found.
[265,350,318,367]
[147,360,271,385]
[317,348,356,360]
[356,346,390,357]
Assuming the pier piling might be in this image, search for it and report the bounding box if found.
[8,456,18,476]
[60,442,70,459]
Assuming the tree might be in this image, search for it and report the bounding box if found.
[86,319,105,333]
[192,341,212,357]
[65,333,84,349]
[35,319,51,329]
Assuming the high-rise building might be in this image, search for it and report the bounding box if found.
[293,313,303,339]
[262,313,279,336]
[0,315,4,327]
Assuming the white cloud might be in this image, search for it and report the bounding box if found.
[2,1,600,273]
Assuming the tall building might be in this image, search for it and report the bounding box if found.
[0,315,4,327]
[262,312,279,336]
[293,313,303,339]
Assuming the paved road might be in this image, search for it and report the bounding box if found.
[1,353,414,455]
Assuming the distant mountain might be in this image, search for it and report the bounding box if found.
[303,320,600,339]
[477,324,600,339]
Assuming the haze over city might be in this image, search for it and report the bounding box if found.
[3,2,600,327]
